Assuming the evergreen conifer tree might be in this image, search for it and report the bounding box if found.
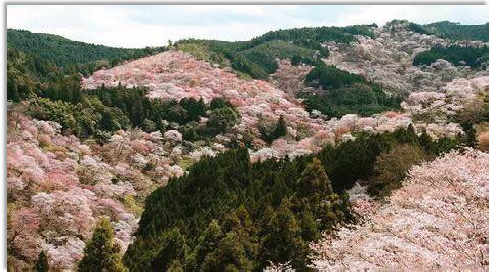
[77,218,126,272]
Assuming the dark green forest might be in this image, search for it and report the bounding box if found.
[419,21,489,42]
[413,45,489,67]
[7,29,165,72]
[123,126,470,271]
[302,62,402,118]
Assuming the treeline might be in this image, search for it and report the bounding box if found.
[176,39,317,80]
[122,125,472,271]
[26,81,240,142]
[241,40,317,74]
[419,21,489,42]
[7,29,165,72]
[302,62,402,118]
[246,25,375,50]
[175,25,375,79]
[413,45,489,67]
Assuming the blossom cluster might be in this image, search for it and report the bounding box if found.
[310,148,489,271]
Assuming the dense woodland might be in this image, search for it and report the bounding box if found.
[419,21,489,42]
[7,30,243,143]
[302,62,402,118]
[7,29,165,74]
[124,126,470,271]
[413,45,489,67]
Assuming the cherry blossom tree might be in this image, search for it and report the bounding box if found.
[310,149,489,271]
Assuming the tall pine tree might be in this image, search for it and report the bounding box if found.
[35,251,49,272]
[77,218,126,272]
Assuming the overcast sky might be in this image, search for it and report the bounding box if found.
[7,5,489,48]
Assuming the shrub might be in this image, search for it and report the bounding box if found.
[367,144,425,197]
[478,131,489,152]
[206,107,239,136]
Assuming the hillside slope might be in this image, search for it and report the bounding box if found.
[311,148,489,271]
[7,29,165,68]
[6,19,489,271]
[420,21,489,41]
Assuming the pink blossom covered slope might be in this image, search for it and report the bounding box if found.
[81,50,435,160]
[7,109,193,271]
[82,50,327,136]
[310,148,489,271]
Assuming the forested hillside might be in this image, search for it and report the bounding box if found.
[413,45,489,67]
[6,18,489,272]
[302,62,402,118]
[420,21,489,41]
[124,126,469,271]
[7,29,165,69]
[174,25,375,79]
[7,29,168,120]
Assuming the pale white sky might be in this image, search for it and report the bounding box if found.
[7,5,489,48]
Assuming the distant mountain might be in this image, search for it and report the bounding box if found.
[175,25,375,79]
[7,29,167,101]
[7,29,166,69]
[419,21,489,41]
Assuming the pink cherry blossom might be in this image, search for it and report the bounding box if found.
[310,148,489,271]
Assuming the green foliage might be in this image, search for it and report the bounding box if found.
[241,40,317,73]
[124,148,352,271]
[180,123,199,141]
[35,251,49,272]
[206,107,240,135]
[7,47,54,102]
[407,22,432,35]
[430,135,467,156]
[290,54,302,66]
[202,229,254,271]
[175,25,375,79]
[247,25,374,51]
[88,86,231,138]
[7,28,166,105]
[167,260,184,272]
[39,74,84,104]
[25,79,236,140]
[304,62,366,90]
[176,41,228,66]
[367,144,425,197]
[27,97,80,135]
[78,218,126,272]
[259,115,288,144]
[419,21,489,42]
[296,158,333,198]
[302,63,401,118]
[221,48,269,79]
[413,45,489,67]
[149,228,189,271]
[141,119,157,133]
[179,97,206,122]
[8,29,165,70]
[209,97,234,110]
[461,122,478,148]
[123,125,467,271]
[259,199,309,270]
